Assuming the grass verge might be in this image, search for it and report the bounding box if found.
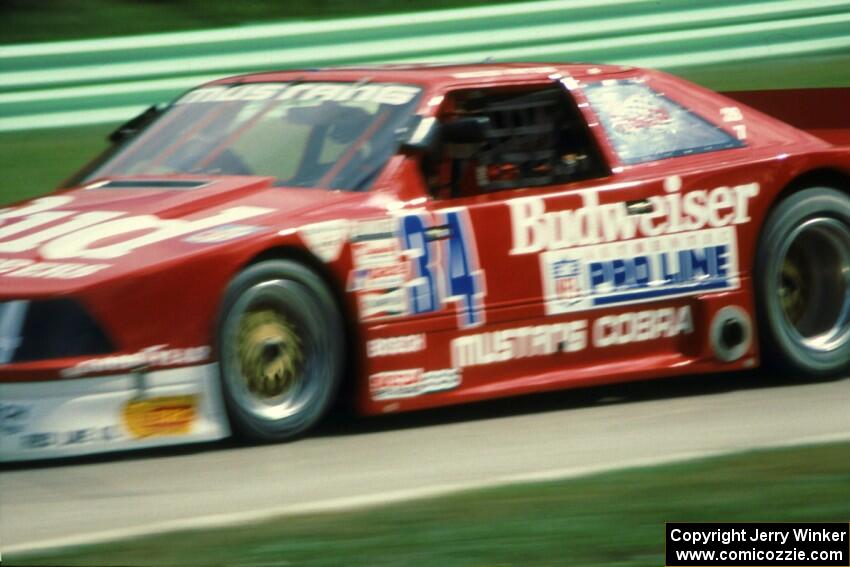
[0,125,110,205]
[10,441,850,567]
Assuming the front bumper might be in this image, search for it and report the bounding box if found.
[0,364,230,462]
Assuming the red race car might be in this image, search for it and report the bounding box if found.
[1,63,849,461]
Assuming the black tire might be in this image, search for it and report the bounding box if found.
[217,259,345,441]
[755,187,850,377]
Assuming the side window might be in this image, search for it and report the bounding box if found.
[584,80,743,165]
[427,86,607,199]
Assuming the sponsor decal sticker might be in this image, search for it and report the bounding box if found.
[720,106,748,140]
[122,395,198,438]
[541,227,738,314]
[607,92,672,134]
[349,210,486,328]
[369,368,460,400]
[592,305,693,347]
[509,177,754,314]
[450,306,694,367]
[352,239,404,269]
[178,83,420,106]
[348,237,410,293]
[399,208,486,328]
[61,345,211,378]
[0,402,31,435]
[19,426,122,450]
[359,288,409,319]
[367,334,426,357]
[184,224,261,244]
[299,219,350,263]
[348,263,409,292]
[0,258,109,279]
[452,320,588,368]
[0,196,272,266]
[452,66,558,79]
[351,217,397,242]
[547,256,583,308]
[348,219,409,297]
[508,177,758,254]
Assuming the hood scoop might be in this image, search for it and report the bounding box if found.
[67,175,277,219]
[87,179,212,190]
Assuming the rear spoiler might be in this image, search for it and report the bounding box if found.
[721,87,850,146]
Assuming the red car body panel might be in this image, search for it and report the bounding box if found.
[1,63,848,460]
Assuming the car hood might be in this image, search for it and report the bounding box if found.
[0,175,370,296]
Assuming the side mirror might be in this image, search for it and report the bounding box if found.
[441,116,491,144]
[108,105,164,143]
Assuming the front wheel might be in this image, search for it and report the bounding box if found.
[755,186,850,377]
[217,260,345,441]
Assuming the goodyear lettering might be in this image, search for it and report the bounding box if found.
[61,345,211,378]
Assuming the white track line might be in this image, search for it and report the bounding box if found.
[6,431,849,557]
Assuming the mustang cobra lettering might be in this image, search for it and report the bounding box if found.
[2,63,849,462]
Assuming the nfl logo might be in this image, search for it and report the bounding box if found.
[552,258,582,301]
[347,268,370,291]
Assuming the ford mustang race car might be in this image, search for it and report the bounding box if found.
[2,63,849,461]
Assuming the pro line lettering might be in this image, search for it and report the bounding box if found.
[589,244,729,292]
[541,227,739,314]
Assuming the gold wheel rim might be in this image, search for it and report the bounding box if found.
[236,310,303,399]
[779,249,806,326]
[774,216,850,352]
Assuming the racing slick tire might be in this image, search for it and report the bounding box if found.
[755,186,850,377]
[217,259,345,441]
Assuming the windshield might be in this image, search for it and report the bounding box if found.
[87,82,423,191]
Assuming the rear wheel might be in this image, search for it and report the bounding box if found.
[217,260,344,441]
[755,187,850,376]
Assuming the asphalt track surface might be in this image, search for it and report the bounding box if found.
[2,370,849,557]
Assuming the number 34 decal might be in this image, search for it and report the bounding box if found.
[400,208,486,328]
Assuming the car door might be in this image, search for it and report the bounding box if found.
[419,81,615,329]
[417,77,755,381]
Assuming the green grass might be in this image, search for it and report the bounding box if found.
[0,125,110,205]
[680,53,850,91]
[0,0,522,44]
[10,442,850,567]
